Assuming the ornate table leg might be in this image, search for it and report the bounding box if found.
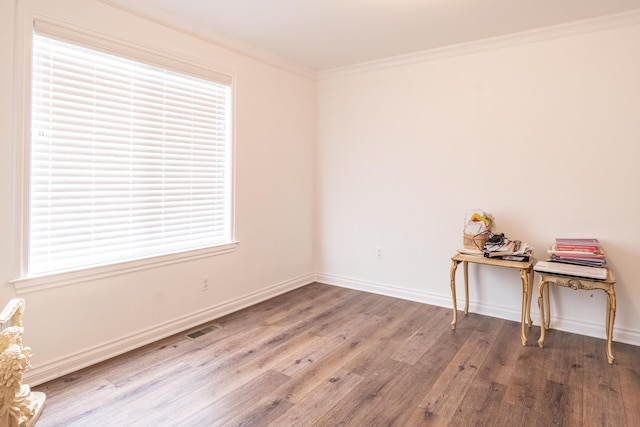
[605,287,616,364]
[450,259,459,329]
[462,262,469,315]
[519,267,529,346]
[542,278,550,330]
[538,278,548,348]
[527,267,534,327]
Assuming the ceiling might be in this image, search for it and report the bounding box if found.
[104,0,640,71]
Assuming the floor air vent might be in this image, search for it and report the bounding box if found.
[186,324,222,340]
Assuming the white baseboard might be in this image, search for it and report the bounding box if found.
[315,273,640,347]
[316,272,452,308]
[542,315,640,347]
[26,273,315,386]
[27,271,639,386]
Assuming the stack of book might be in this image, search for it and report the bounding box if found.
[548,238,605,267]
[534,238,607,279]
[483,239,533,261]
[457,234,533,261]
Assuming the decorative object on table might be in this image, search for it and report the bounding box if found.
[483,236,533,261]
[462,209,493,250]
[534,242,616,363]
[547,238,606,267]
[536,238,607,279]
[459,210,533,261]
[0,299,46,427]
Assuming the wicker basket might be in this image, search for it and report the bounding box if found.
[463,232,490,250]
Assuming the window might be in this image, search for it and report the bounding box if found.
[26,30,234,278]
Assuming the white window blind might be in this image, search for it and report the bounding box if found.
[29,33,232,276]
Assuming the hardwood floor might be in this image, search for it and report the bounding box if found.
[33,283,640,426]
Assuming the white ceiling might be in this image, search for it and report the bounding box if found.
[104,0,640,71]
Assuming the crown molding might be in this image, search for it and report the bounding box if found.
[98,0,316,80]
[318,8,640,80]
[49,3,640,82]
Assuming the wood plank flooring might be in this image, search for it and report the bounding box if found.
[33,283,640,426]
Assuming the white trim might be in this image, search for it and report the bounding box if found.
[11,242,240,295]
[314,272,640,347]
[23,271,640,385]
[316,272,452,309]
[12,1,33,283]
[33,19,234,85]
[12,7,239,287]
[25,272,315,386]
[318,8,640,80]
[97,0,315,80]
[544,313,640,348]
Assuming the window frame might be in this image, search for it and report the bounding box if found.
[11,17,238,295]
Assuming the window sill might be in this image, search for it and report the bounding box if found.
[11,241,239,295]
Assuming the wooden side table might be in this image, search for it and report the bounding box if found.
[450,253,534,346]
[537,268,617,364]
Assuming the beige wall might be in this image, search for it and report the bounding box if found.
[2,0,316,384]
[316,16,640,345]
[3,0,639,385]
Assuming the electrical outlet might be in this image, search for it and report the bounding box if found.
[376,246,383,259]
[202,274,209,292]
